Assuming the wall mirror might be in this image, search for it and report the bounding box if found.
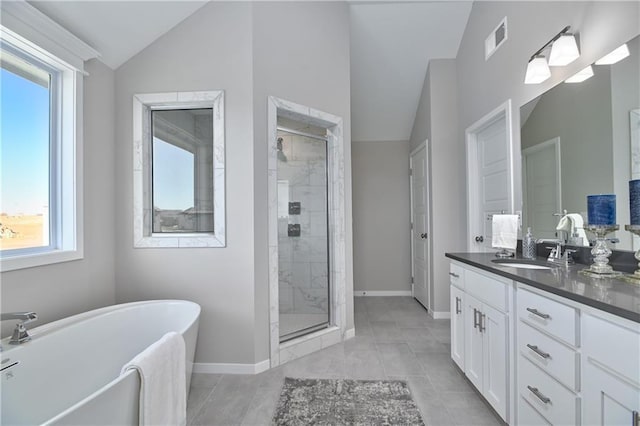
[520,34,639,251]
[133,91,225,248]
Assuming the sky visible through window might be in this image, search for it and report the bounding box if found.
[153,137,194,210]
[1,67,50,215]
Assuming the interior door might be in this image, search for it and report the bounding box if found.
[467,105,512,251]
[410,143,429,309]
[522,138,561,240]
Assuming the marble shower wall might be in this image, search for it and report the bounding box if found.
[277,132,329,316]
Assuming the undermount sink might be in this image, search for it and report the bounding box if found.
[491,259,555,270]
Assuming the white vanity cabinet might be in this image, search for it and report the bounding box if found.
[450,263,465,370]
[449,262,510,421]
[582,312,640,426]
[516,287,580,425]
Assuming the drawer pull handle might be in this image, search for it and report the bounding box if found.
[449,272,460,278]
[455,297,461,314]
[479,313,486,332]
[633,410,639,426]
[526,344,551,359]
[527,386,551,404]
[473,308,479,329]
[526,307,550,319]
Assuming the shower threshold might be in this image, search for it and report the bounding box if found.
[280,320,329,343]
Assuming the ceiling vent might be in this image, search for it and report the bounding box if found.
[485,17,508,60]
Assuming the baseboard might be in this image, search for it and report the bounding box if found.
[431,311,451,320]
[193,359,270,375]
[344,328,356,340]
[354,290,412,297]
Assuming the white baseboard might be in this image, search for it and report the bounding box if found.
[193,359,270,375]
[354,290,412,297]
[431,311,451,320]
[344,328,356,340]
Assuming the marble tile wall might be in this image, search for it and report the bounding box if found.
[277,133,329,316]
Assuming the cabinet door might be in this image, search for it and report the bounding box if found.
[450,285,465,370]
[464,293,483,391]
[583,360,640,426]
[482,303,508,420]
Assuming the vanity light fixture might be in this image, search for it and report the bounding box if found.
[549,33,580,66]
[524,26,579,84]
[525,55,551,84]
[595,43,630,65]
[565,65,594,83]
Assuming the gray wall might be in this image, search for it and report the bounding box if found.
[352,140,411,293]
[251,1,354,358]
[114,2,353,365]
[1,59,116,336]
[114,3,257,364]
[409,59,464,314]
[457,1,640,239]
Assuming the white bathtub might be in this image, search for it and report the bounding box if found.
[0,300,200,426]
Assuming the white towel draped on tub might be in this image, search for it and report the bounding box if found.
[121,331,186,426]
[492,214,519,250]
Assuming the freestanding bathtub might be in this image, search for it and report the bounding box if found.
[1,300,200,425]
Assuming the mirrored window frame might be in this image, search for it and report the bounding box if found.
[133,91,225,248]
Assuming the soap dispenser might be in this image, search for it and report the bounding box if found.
[522,227,536,259]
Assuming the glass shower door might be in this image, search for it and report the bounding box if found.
[277,124,329,342]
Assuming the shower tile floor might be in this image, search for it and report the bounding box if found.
[187,297,503,426]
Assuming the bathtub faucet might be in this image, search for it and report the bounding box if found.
[1,312,37,344]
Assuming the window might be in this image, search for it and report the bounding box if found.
[0,3,98,271]
[133,91,225,248]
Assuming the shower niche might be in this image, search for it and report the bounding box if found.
[267,96,346,367]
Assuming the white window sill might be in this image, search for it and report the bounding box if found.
[0,249,84,272]
[134,234,226,248]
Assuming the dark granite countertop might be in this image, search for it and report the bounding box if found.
[445,252,640,324]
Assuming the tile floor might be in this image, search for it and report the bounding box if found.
[187,296,503,425]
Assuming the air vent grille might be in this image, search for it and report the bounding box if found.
[485,17,508,60]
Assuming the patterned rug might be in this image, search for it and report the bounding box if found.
[271,378,425,426]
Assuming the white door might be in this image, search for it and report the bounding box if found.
[410,143,429,309]
[482,303,508,420]
[467,102,513,251]
[450,285,465,370]
[583,361,640,426]
[523,138,561,240]
[464,294,484,391]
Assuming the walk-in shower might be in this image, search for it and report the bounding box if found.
[276,118,330,342]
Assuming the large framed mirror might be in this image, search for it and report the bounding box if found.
[520,34,640,251]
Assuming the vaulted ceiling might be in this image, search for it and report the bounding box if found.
[29,1,473,143]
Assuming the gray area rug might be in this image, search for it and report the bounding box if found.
[272,377,425,426]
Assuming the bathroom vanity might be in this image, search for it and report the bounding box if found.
[446,252,640,426]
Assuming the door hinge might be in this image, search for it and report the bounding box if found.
[411,277,414,283]
[409,168,413,176]
[410,222,414,230]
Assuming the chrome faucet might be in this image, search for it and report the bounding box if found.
[536,239,575,266]
[1,312,37,344]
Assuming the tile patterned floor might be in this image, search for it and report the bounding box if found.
[187,296,503,426]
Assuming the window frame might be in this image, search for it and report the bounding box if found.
[132,91,226,248]
[0,21,91,271]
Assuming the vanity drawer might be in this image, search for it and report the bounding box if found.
[519,356,579,426]
[582,313,640,385]
[465,268,508,312]
[518,320,578,391]
[518,396,552,426]
[517,288,577,346]
[449,263,464,289]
